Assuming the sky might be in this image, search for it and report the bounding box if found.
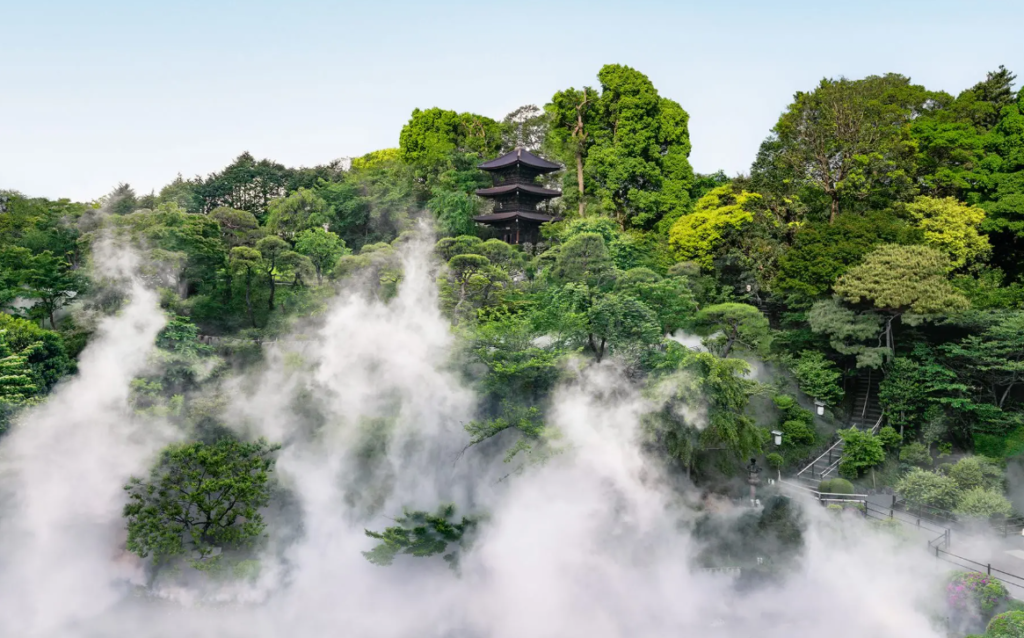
[2,0,1023,202]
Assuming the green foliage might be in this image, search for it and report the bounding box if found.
[695,303,771,358]
[0,331,37,403]
[295,227,348,285]
[955,488,1013,518]
[265,188,331,240]
[790,350,844,406]
[363,504,477,570]
[906,196,991,269]
[550,232,617,290]
[877,426,903,450]
[584,64,694,229]
[668,185,759,268]
[123,438,280,568]
[818,478,854,494]
[0,313,71,392]
[987,610,1024,638]
[838,428,885,478]
[834,244,970,315]
[900,441,933,467]
[772,394,816,448]
[427,188,478,237]
[947,456,1004,492]
[758,74,925,222]
[766,452,784,469]
[896,467,961,510]
[948,571,1009,618]
[773,211,920,308]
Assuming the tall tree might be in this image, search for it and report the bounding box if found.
[547,87,599,218]
[255,236,291,311]
[585,64,694,229]
[294,228,347,285]
[229,247,262,327]
[757,74,927,223]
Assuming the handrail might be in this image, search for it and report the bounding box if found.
[869,413,883,435]
[796,437,844,478]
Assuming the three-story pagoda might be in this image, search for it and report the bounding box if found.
[473,148,562,244]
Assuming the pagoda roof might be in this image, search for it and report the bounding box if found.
[475,183,561,198]
[478,148,562,173]
[473,211,560,223]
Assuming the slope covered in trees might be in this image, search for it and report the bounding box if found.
[2,62,1024,637]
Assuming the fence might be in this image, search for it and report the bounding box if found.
[933,546,1024,592]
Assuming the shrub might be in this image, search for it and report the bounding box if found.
[766,453,784,469]
[955,488,1013,519]
[899,441,933,467]
[838,428,885,478]
[947,456,1004,493]
[877,426,902,450]
[947,571,1009,619]
[896,468,961,510]
[988,610,1024,638]
[819,478,854,495]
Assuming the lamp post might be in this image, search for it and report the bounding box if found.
[747,457,762,505]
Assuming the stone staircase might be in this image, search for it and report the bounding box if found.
[793,368,885,486]
[849,367,882,430]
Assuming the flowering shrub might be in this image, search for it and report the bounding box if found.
[947,571,1009,617]
[987,610,1024,637]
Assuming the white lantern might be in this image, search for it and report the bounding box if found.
[771,430,783,446]
[814,399,826,416]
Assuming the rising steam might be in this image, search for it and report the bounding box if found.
[0,231,950,637]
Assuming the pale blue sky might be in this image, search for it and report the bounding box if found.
[2,0,1022,201]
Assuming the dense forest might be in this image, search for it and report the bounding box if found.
[3,63,1024,636]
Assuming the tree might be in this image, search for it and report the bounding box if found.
[547,87,599,217]
[772,211,920,308]
[942,313,1024,410]
[947,456,1003,493]
[550,232,617,291]
[833,244,969,354]
[586,293,662,362]
[614,268,697,334]
[109,183,138,215]
[500,104,548,152]
[761,74,924,222]
[294,228,347,285]
[0,313,71,392]
[265,188,331,240]
[123,438,280,568]
[363,504,477,570]
[23,252,87,328]
[229,247,262,327]
[193,152,291,220]
[906,196,990,269]
[694,303,771,358]
[427,188,478,237]
[584,64,694,229]
[790,350,845,406]
[255,236,291,311]
[398,107,502,187]
[669,185,760,268]
[210,207,262,248]
[838,427,885,478]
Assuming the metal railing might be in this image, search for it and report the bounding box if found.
[933,546,1024,591]
[795,438,844,481]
